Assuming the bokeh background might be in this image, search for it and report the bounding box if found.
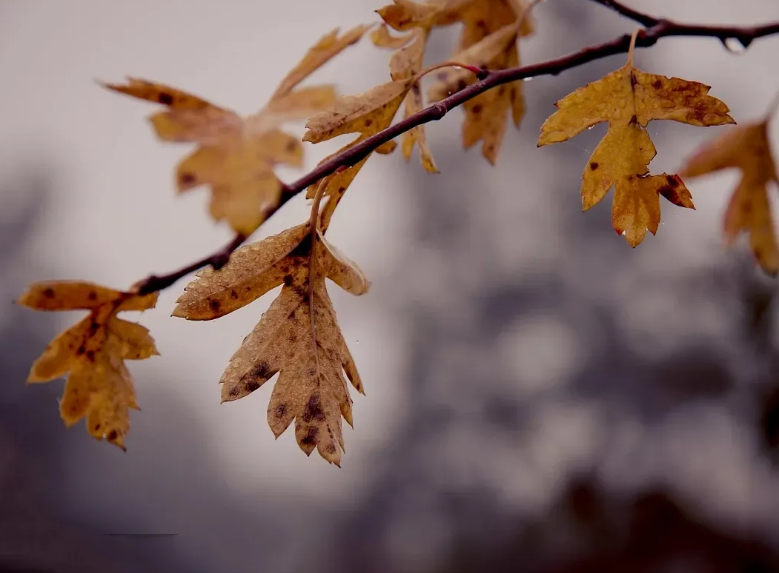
[3,0,779,571]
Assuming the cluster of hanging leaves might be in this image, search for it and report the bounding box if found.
[17,283,158,450]
[17,0,779,464]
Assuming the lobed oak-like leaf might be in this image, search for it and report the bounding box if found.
[17,282,158,450]
[680,120,779,274]
[173,224,369,465]
[538,55,734,247]
[104,25,368,235]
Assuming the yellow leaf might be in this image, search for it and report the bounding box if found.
[401,84,439,172]
[173,225,368,465]
[104,26,368,235]
[271,25,371,99]
[538,57,733,246]
[374,2,458,172]
[302,78,414,223]
[680,120,779,274]
[427,21,519,102]
[426,0,534,164]
[371,23,414,50]
[304,79,413,144]
[17,282,158,450]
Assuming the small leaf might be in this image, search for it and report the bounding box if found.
[538,55,733,246]
[680,121,779,274]
[105,26,368,235]
[17,282,158,450]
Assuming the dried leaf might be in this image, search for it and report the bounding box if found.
[680,120,779,274]
[538,55,733,247]
[302,78,414,226]
[173,225,368,465]
[427,0,535,164]
[373,1,459,172]
[271,25,371,99]
[105,26,368,235]
[17,282,158,450]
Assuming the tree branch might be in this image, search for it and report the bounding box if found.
[132,232,247,295]
[131,4,779,295]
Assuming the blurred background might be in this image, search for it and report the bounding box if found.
[2,0,779,571]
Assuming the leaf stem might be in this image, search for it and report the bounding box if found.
[413,61,488,83]
[627,27,640,66]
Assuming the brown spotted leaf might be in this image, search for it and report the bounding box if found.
[680,120,779,275]
[104,26,368,235]
[538,55,733,247]
[173,224,368,465]
[17,282,158,450]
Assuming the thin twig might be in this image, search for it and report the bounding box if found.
[130,3,779,295]
[131,232,247,295]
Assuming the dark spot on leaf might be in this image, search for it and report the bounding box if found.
[77,345,86,355]
[288,235,312,258]
[89,321,100,334]
[665,175,680,188]
[275,404,286,418]
[107,429,118,442]
[652,79,662,89]
[209,299,221,312]
[629,114,638,125]
[325,443,337,455]
[283,274,293,286]
[88,291,97,301]
[630,73,638,88]
[229,386,240,397]
[300,426,319,446]
[247,361,273,382]
[365,119,373,127]
[230,290,238,299]
[289,333,297,343]
[43,288,55,298]
[158,92,174,105]
[86,350,95,362]
[472,104,483,114]
[590,162,599,170]
[180,172,196,185]
[302,394,325,422]
[245,380,260,392]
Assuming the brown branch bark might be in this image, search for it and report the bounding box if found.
[132,2,779,296]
